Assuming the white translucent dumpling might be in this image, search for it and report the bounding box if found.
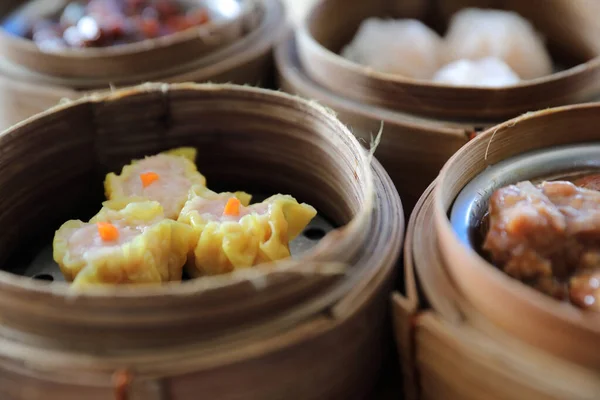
[433,57,520,87]
[444,8,553,80]
[341,18,443,79]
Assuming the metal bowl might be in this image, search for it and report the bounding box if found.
[450,143,600,249]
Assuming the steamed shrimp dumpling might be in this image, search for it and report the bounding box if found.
[444,8,552,79]
[179,186,317,276]
[341,18,443,79]
[104,147,207,219]
[433,57,520,87]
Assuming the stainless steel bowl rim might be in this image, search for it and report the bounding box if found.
[451,143,600,248]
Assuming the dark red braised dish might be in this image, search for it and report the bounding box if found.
[2,0,210,50]
[483,176,600,312]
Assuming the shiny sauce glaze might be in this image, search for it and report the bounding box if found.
[2,0,210,50]
[479,173,600,312]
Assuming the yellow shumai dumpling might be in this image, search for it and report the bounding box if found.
[178,185,317,276]
[53,201,193,288]
[104,147,207,219]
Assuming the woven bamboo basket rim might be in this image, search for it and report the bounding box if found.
[405,180,462,324]
[276,31,475,214]
[0,1,283,141]
[0,0,280,89]
[275,32,476,139]
[296,0,600,120]
[0,218,398,400]
[0,160,403,370]
[0,0,284,134]
[0,258,391,376]
[0,81,404,398]
[0,0,258,79]
[0,82,408,353]
[398,180,600,400]
[433,103,600,368]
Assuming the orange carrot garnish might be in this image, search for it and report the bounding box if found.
[223,197,241,216]
[140,172,159,188]
[97,222,120,242]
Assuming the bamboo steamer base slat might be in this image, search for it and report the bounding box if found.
[0,0,286,132]
[0,83,405,399]
[391,182,600,400]
[275,33,470,213]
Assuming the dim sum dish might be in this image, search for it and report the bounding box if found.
[0,0,254,79]
[55,146,319,288]
[0,84,404,399]
[0,0,286,132]
[52,143,319,288]
[482,179,600,311]
[340,17,444,80]
[53,200,194,287]
[341,8,552,84]
[442,8,552,81]
[6,0,213,49]
[431,103,600,368]
[389,103,600,400]
[179,185,316,277]
[280,0,600,218]
[392,181,600,400]
[432,57,520,88]
[276,32,470,214]
[296,0,600,119]
[104,147,207,219]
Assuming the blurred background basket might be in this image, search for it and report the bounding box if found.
[277,0,600,214]
[0,0,287,131]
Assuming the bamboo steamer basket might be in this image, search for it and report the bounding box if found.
[296,0,600,120]
[391,181,600,400]
[0,83,404,399]
[275,32,470,213]
[433,104,600,369]
[0,0,255,79]
[0,0,286,131]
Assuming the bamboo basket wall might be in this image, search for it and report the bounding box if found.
[392,104,600,400]
[0,0,286,131]
[297,0,600,120]
[0,83,404,400]
[275,33,470,213]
